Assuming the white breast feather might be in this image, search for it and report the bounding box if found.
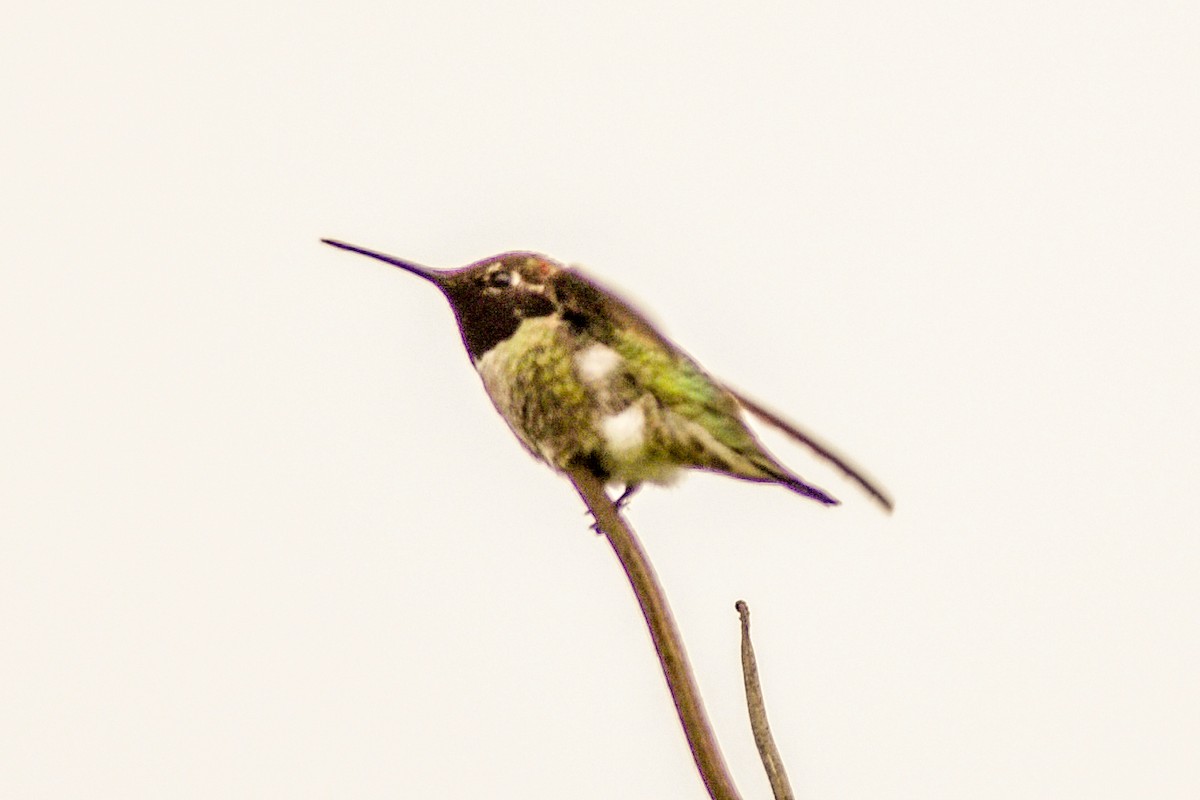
[601,404,646,453]
[574,343,622,384]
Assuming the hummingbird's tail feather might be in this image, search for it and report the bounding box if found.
[747,453,840,505]
[728,387,895,512]
[657,402,840,506]
[772,469,840,505]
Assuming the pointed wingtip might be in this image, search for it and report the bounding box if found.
[730,386,895,514]
[858,482,896,514]
[790,477,896,512]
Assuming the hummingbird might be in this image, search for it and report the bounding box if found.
[322,239,892,511]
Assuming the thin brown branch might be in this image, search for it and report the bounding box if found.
[736,600,794,800]
[567,467,743,800]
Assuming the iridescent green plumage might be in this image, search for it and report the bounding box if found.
[322,239,893,510]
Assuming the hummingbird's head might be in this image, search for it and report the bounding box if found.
[322,240,565,361]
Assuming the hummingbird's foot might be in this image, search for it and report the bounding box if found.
[614,482,641,510]
[582,483,640,533]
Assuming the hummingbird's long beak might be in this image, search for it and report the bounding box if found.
[321,239,447,285]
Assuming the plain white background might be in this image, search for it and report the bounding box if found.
[3,2,1197,797]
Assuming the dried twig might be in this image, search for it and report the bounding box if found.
[736,600,794,800]
[567,467,744,800]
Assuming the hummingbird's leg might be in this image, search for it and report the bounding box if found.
[614,482,641,510]
[584,483,640,533]
[571,454,619,530]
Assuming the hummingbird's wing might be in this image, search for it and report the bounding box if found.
[726,388,895,512]
[552,268,885,509]
[551,268,677,352]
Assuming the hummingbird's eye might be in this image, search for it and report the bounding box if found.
[487,270,513,288]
